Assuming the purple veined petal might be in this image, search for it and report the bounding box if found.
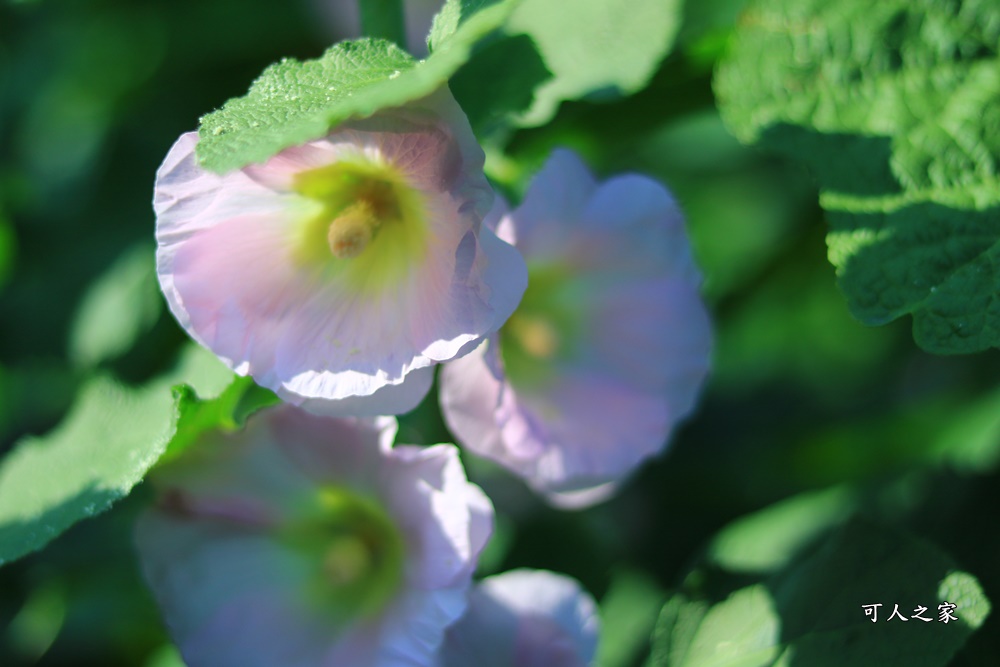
[136,406,493,667]
[440,148,712,508]
[154,88,526,416]
[439,569,599,667]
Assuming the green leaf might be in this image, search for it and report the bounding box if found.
[0,213,15,290]
[163,377,279,463]
[449,33,551,135]
[0,345,244,566]
[653,518,992,667]
[198,2,519,173]
[596,570,666,667]
[707,486,856,574]
[652,586,780,667]
[932,385,1000,471]
[68,244,161,369]
[769,518,990,666]
[427,0,507,53]
[715,0,1000,354]
[507,0,682,126]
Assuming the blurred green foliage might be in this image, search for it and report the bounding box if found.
[716,0,1000,354]
[1,0,999,665]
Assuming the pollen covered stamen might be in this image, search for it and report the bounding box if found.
[323,535,372,586]
[328,200,381,259]
[507,313,561,359]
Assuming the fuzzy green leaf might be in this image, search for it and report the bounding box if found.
[0,346,257,566]
[198,2,518,172]
[507,0,682,126]
[715,0,1000,353]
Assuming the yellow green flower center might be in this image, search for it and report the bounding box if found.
[292,159,429,292]
[500,263,583,389]
[283,485,405,620]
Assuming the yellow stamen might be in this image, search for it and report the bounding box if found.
[323,535,372,586]
[507,313,561,359]
[327,200,380,259]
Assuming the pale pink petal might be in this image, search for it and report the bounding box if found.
[440,340,506,462]
[381,444,494,589]
[440,570,599,667]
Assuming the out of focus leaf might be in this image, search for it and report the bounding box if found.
[144,644,186,667]
[712,238,896,396]
[0,215,14,289]
[597,570,666,667]
[68,244,161,369]
[427,0,508,52]
[677,0,748,67]
[651,585,779,667]
[450,33,550,135]
[715,0,1000,354]
[507,0,683,126]
[652,518,991,666]
[199,0,518,172]
[707,486,856,574]
[931,385,1000,472]
[0,345,245,566]
[5,579,67,662]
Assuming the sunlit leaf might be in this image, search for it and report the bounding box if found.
[716,0,1000,353]
[68,244,161,369]
[198,0,519,172]
[597,570,666,667]
[0,346,256,566]
[507,0,682,126]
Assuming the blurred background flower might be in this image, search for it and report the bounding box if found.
[441,149,711,507]
[440,568,598,667]
[135,406,492,667]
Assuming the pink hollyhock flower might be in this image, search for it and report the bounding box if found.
[439,569,599,667]
[154,89,526,416]
[135,406,493,667]
[440,149,711,507]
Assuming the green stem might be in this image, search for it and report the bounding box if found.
[359,0,407,49]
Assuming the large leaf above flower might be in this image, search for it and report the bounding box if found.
[197,0,519,173]
[715,0,1000,354]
